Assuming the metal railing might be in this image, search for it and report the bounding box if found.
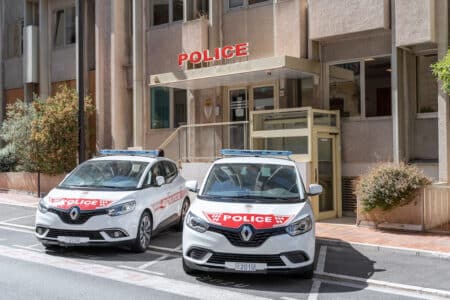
[159,121,249,162]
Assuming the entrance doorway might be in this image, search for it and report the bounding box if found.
[229,88,248,149]
[315,133,338,220]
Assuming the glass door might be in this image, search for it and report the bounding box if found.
[316,134,337,219]
[229,88,248,149]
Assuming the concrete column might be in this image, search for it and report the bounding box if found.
[132,0,144,148]
[38,0,50,100]
[110,0,132,149]
[437,0,449,182]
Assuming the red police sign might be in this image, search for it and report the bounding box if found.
[178,42,249,67]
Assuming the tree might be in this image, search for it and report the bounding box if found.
[432,49,450,94]
[29,85,94,174]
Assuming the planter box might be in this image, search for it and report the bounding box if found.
[357,189,424,231]
[0,172,66,195]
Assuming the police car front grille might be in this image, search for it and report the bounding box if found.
[46,229,104,240]
[208,225,286,247]
[48,208,108,225]
[207,252,285,266]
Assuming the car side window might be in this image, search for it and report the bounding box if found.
[163,161,178,184]
[142,162,166,188]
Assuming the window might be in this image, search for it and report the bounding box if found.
[150,87,187,129]
[227,0,270,9]
[329,62,361,117]
[6,19,23,58]
[416,54,438,113]
[186,0,209,20]
[149,162,167,185]
[365,57,391,117]
[253,86,274,111]
[163,161,178,183]
[53,7,76,48]
[151,87,170,129]
[329,56,391,118]
[150,0,184,26]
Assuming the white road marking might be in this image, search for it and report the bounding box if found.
[0,200,38,208]
[315,271,450,299]
[0,224,34,234]
[0,222,35,230]
[13,245,46,253]
[138,254,170,269]
[280,297,300,300]
[1,214,35,223]
[148,245,183,254]
[119,265,165,276]
[0,245,272,300]
[307,245,327,300]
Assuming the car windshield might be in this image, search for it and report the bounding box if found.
[59,160,149,190]
[200,163,305,202]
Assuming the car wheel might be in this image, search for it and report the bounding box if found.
[182,257,198,276]
[131,211,152,253]
[176,198,190,231]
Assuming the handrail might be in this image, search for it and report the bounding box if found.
[159,120,249,149]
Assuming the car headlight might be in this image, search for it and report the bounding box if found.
[286,215,312,236]
[38,198,48,213]
[108,200,136,216]
[186,212,209,233]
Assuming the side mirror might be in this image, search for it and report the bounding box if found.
[185,180,199,193]
[156,176,165,187]
[308,184,323,196]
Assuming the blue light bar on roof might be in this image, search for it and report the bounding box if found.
[99,149,160,157]
[220,149,292,157]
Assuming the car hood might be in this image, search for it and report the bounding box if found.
[44,188,136,210]
[190,198,308,229]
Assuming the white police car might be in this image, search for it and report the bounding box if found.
[35,150,190,252]
[182,149,322,278]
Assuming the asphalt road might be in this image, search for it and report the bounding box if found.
[0,203,449,300]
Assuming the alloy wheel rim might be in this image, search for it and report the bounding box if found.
[181,201,189,223]
[139,215,151,248]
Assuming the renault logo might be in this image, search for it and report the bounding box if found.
[69,207,80,221]
[240,225,253,242]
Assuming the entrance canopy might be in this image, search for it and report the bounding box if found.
[148,56,321,89]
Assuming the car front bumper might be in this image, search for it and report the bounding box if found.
[182,224,315,273]
[35,209,139,246]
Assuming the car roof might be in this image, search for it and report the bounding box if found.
[89,155,172,164]
[213,156,296,166]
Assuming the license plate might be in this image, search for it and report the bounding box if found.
[225,262,266,272]
[57,236,89,244]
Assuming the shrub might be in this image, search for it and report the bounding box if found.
[0,100,36,171]
[29,85,94,174]
[432,49,450,94]
[0,144,17,172]
[355,163,431,212]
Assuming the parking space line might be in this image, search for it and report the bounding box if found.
[315,245,327,273]
[307,280,321,300]
[148,245,182,254]
[0,224,34,234]
[13,245,46,253]
[0,222,35,230]
[280,297,300,300]
[1,214,35,223]
[119,265,166,276]
[138,254,170,269]
[0,245,272,300]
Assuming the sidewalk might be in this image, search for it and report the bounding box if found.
[316,218,450,254]
[0,190,40,207]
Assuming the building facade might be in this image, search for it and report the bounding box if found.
[0,0,449,218]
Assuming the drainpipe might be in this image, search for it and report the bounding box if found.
[132,0,144,148]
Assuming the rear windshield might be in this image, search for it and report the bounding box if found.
[200,163,305,203]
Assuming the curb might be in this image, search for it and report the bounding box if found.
[314,271,450,299]
[317,237,450,260]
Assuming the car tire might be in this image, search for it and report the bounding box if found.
[182,257,198,276]
[175,198,190,232]
[130,211,153,253]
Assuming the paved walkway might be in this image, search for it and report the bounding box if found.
[316,220,450,253]
[0,191,448,253]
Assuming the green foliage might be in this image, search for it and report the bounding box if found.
[0,100,36,171]
[29,85,95,174]
[0,144,17,172]
[432,49,450,94]
[355,163,431,212]
[0,85,94,174]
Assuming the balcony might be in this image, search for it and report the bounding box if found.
[308,0,390,41]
